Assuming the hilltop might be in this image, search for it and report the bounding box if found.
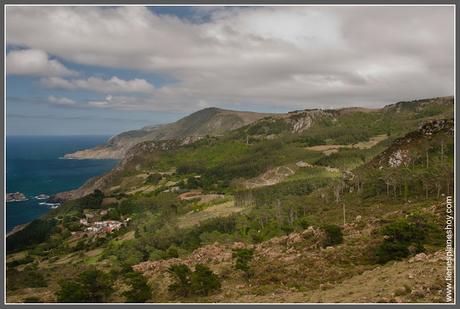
[64,108,272,159]
[64,96,453,162]
[55,96,453,200]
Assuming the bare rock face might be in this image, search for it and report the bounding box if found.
[286,110,334,133]
[180,136,203,146]
[419,119,454,136]
[388,149,411,168]
[291,115,314,133]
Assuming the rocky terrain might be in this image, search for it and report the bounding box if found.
[131,220,449,303]
[6,192,28,202]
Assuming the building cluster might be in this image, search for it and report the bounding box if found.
[79,218,131,235]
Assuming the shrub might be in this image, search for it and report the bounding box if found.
[145,173,162,185]
[6,219,58,252]
[298,135,325,147]
[6,255,34,268]
[295,217,313,230]
[122,271,152,303]
[321,224,343,247]
[118,199,137,215]
[232,248,254,277]
[66,222,81,232]
[381,218,422,244]
[375,214,441,264]
[78,190,104,209]
[185,176,202,189]
[167,264,192,297]
[56,269,113,302]
[190,264,221,296]
[168,264,221,297]
[6,268,47,291]
[281,225,295,235]
[166,246,179,259]
[375,241,410,264]
[56,281,90,303]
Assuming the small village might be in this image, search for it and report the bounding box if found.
[75,208,131,236]
[79,218,130,235]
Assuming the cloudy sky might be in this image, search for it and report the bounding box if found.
[6,5,454,135]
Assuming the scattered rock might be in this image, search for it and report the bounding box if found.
[410,288,426,298]
[388,149,411,168]
[413,253,428,262]
[394,286,410,296]
[296,161,312,168]
[231,242,247,250]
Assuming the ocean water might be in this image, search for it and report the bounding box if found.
[6,136,118,232]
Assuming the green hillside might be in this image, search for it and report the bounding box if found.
[6,96,454,303]
[63,107,273,160]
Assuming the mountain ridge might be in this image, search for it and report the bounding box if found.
[64,96,453,160]
[52,96,453,202]
[64,107,274,160]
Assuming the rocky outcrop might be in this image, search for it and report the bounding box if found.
[388,149,411,168]
[286,110,333,133]
[133,226,326,277]
[133,243,234,275]
[419,118,454,136]
[6,192,28,202]
[370,118,453,169]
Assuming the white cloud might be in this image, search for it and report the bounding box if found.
[6,49,77,77]
[6,6,455,111]
[86,95,155,110]
[41,76,155,94]
[48,95,76,106]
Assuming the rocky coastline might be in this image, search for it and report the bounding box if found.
[6,192,28,202]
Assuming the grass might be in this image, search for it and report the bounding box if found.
[83,255,100,265]
[155,140,252,172]
[177,200,246,229]
[305,134,388,155]
[189,195,233,212]
[285,166,341,182]
[118,231,136,241]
